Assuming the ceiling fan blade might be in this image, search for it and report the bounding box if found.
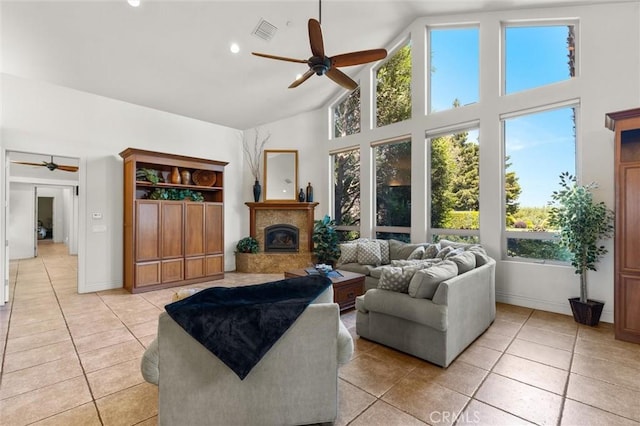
[252,52,308,64]
[56,165,79,172]
[325,68,358,91]
[11,161,46,167]
[308,18,325,58]
[332,49,388,67]
[288,69,315,89]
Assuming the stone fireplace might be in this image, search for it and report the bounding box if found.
[235,202,318,273]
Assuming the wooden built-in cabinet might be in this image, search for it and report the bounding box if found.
[606,108,640,343]
[120,148,227,293]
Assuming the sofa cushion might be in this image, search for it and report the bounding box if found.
[369,266,385,279]
[408,260,458,299]
[448,251,476,274]
[389,239,427,260]
[338,243,358,264]
[391,259,442,268]
[357,241,382,265]
[363,289,448,331]
[338,263,374,276]
[377,266,421,293]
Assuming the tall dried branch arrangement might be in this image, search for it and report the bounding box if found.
[242,128,270,182]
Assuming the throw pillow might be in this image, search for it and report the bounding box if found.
[467,245,490,266]
[444,247,465,259]
[448,251,476,274]
[377,266,415,293]
[435,245,455,259]
[422,243,441,259]
[408,246,426,260]
[338,243,358,264]
[357,241,382,265]
[376,239,391,264]
[408,260,458,299]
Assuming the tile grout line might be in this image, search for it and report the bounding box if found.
[40,252,106,425]
[452,308,535,426]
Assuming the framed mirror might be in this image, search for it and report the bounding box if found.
[263,150,298,202]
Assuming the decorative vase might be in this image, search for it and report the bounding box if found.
[298,188,306,202]
[306,182,313,202]
[180,169,192,185]
[170,167,181,184]
[253,180,261,202]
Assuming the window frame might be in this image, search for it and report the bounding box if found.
[426,123,481,243]
[330,147,362,239]
[501,101,580,264]
[372,136,412,239]
[501,19,579,97]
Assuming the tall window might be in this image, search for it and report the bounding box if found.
[429,128,480,243]
[504,106,576,260]
[504,24,576,94]
[376,43,412,128]
[332,149,360,241]
[374,139,411,241]
[333,87,360,138]
[429,27,479,113]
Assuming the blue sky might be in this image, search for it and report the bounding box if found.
[430,25,574,207]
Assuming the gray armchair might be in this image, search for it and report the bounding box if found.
[141,286,353,426]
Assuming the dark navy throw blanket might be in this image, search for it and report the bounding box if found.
[164,275,332,380]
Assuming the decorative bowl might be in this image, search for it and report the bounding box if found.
[192,170,217,187]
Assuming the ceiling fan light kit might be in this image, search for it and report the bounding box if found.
[252,4,387,91]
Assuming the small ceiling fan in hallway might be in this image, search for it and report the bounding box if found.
[252,0,387,90]
[11,155,79,172]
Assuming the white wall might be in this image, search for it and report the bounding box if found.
[1,74,244,292]
[8,182,34,259]
[255,2,640,323]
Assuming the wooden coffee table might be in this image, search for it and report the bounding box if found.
[284,269,365,312]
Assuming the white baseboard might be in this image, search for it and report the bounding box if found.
[78,281,122,294]
[496,291,614,324]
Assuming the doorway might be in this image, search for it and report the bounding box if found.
[3,151,80,304]
[37,196,54,241]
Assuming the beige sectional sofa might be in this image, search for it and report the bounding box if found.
[338,239,496,367]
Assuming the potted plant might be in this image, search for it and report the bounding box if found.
[547,172,614,326]
[236,236,259,254]
[312,215,340,265]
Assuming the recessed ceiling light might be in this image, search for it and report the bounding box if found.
[128,0,140,7]
[230,43,240,54]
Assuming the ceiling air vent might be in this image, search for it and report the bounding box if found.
[252,18,278,42]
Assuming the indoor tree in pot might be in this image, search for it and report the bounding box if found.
[312,215,340,266]
[547,172,614,326]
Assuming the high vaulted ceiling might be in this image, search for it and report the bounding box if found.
[2,0,608,130]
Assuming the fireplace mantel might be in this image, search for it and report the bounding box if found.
[245,202,318,252]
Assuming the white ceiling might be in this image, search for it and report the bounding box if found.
[1,0,609,130]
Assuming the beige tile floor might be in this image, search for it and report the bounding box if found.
[1,242,639,425]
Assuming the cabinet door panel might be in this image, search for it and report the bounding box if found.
[205,203,224,254]
[205,255,223,276]
[621,166,640,271]
[162,202,184,258]
[136,262,161,287]
[136,201,160,262]
[185,257,205,279]
[185,203,205,256]
[162,259,184,283]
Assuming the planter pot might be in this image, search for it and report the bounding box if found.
[568,298,604,326]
